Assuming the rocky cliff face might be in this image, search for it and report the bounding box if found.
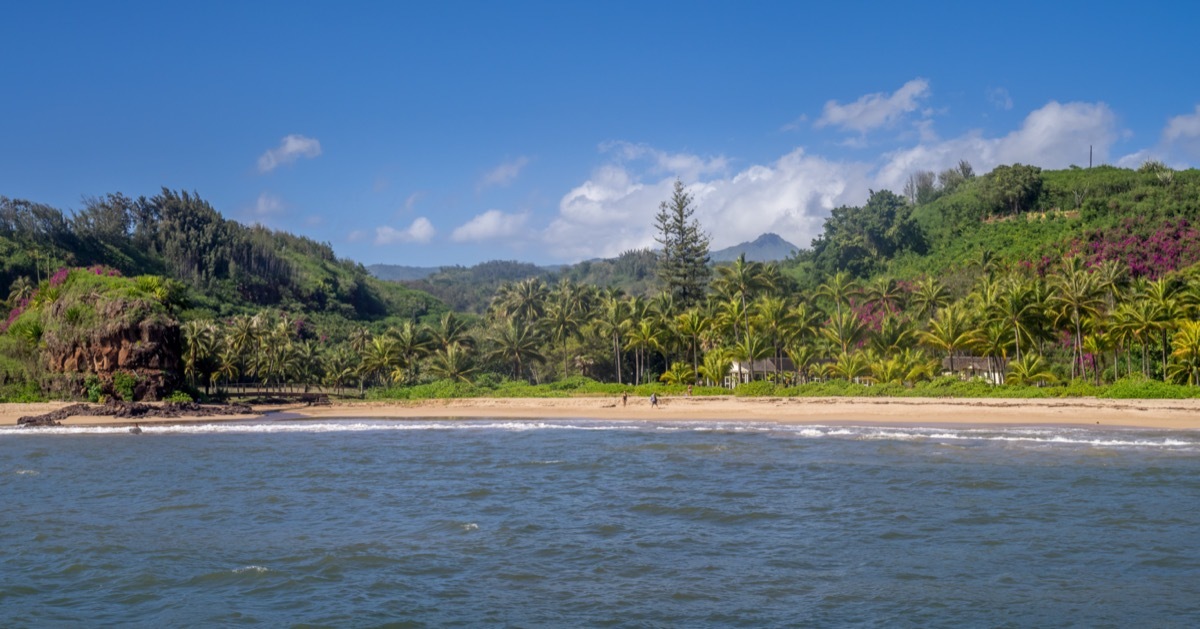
[42,299,181,401]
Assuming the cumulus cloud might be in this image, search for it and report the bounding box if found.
[375,217,435,245]
[543,151,872,260]
[815,78,931,134]
[451,210,530,242]
[257,134,322,173]
[479,156,530,189]
[875,101,1118,189]
[1163,104,1200,157]
[544,99,1123,262]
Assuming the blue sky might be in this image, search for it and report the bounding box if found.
[3,1,1199,267]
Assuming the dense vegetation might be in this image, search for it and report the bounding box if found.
[5,162,1200,402]
[0,190,443,323]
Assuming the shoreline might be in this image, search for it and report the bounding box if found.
[4,396,1200,430]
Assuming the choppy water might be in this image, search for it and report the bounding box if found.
[3,418,1200,627]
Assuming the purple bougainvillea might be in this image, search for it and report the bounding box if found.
[1071,218,1200,279]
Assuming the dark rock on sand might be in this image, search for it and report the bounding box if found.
[17,401,257,427]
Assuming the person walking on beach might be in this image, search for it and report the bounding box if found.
[650,392,658,408]
[622,392,628,407]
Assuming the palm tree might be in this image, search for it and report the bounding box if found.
[863,276,904,315]
[869,315,915,356]
[1144,277,1184,378]
[6,276,34,307]
[752,295,795,381]
[970,321,1014,384]
[731,328,771,384]
[659,362,696,386]
[698,349,733,388]
[359,336,400,389]
[715,296,750,343]
[674,309,709,375]
[822,308,866,356]
[825,351,870,382]
[487,319,545,382]
[181,320,218,393]
[322,348,357,395]
[593,295,630,384]
[994,274,1041,362]
[543,299,584,377]
[784,343,820,385]
[714,253,770,334]
[1113,300,1157,377]
[494,277,549,324]
[294,340,323,392]
[1081,330,1111,385]
[910,277,950,319]
[388,321,431,385]
[816,271,859,319]
[868,354,907,385]
[213,343,241,394]
[625,319,663,385]
[1048,260,1102,378]
[429,344,477,383]
[920,303,974,373]
[431,312,473,352]
[1169,321,1200,386]
[1006,353,1058,386]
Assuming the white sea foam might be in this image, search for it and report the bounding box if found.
[14,469,39,475]
[461,523,479,531]
[233,565,269,574]
[1,419,1195,449]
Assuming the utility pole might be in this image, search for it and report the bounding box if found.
[1089,145,1093,169]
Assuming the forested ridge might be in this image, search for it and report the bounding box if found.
[5,161,1200,403]
[0,189,442,322]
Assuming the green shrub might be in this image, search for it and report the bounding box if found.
[112,371,138,401]
[1101,375,1197,399]
[165,390,194,403]
[84,374,104,403]
[734,381,777,397]
[0,381,45,403]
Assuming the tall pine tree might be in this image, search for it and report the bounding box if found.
[654,180,711,308]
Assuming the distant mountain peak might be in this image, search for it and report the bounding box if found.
[710,232,798,263]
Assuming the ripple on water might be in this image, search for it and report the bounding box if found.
[2,421,1200,626]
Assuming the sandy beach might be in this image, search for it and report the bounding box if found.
[4,396,1200,430]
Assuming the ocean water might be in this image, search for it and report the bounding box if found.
[2,419,1199,627]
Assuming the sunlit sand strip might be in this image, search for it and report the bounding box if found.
[3,397,1199,430]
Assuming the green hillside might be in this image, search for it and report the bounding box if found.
[0,190,445,324]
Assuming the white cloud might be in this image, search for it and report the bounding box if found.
[544,150,871,260]
[479,156,530,189]
[451,210,530,242]
[599,140,729,181]
[875,101,1119,189]
[375,217,435,245]
[815,78,931,134]
[781,113,808,132]
[404,191,425,212]
[1163,105,1200,143]
[987,87,1014,111]
[257,134,322,173]
[1163,104,1200,157]
[347,230,367,243]
[252,193,285,216]
[545,99,1123,262]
